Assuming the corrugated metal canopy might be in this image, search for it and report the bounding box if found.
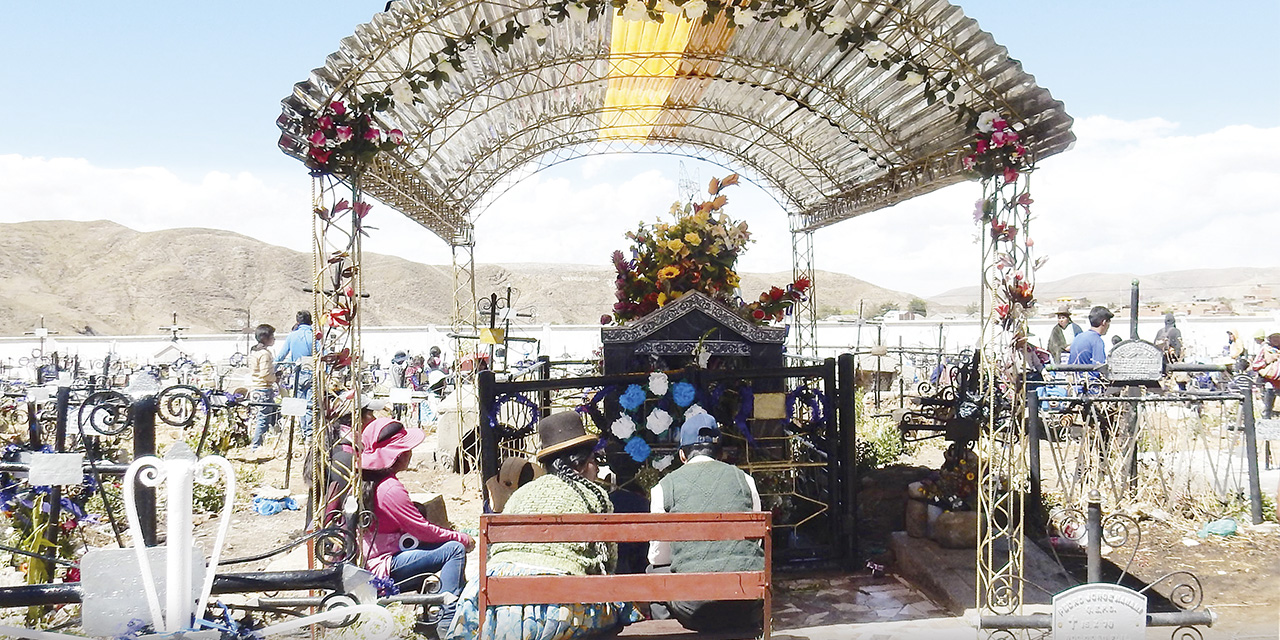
[278,0,1072,243]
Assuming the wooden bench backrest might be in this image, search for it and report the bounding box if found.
[478,512,772,636]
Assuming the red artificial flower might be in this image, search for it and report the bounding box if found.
[335,125,354,143]
[65,568,80,583]
[353,201,373,218]
[1002,165,1019,183]
[794,277,811,291]
[309,148,333,164]
[975,138,988,154]
[752,308,766,320]
[600,315,612,325]
[318,115,333,130]
[769,286,785,301]
[308,130,328,147]
[364,127,381,141]
[388,129,405,145]
[329,101,347,115]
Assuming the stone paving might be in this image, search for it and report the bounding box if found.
[771,571,952,631]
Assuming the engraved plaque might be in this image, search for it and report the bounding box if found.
[1053,583,1147,640]
[1106,340,1163,382]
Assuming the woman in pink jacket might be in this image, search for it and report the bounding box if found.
[360,417,474,636]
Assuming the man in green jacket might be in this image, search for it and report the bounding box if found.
[648,412,763,633]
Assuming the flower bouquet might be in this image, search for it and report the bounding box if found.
[304,100,405,175]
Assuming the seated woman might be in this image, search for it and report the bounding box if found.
[445,411,640,640]
[361,416,474,637]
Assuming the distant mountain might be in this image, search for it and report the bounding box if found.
[0,221,918,336]
[929,268,1280,310]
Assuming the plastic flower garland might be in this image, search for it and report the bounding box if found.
[304,99,406,175]
[963,110,1030,183]
[355,0,988,126]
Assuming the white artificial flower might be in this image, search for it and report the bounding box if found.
[390,79,415,105]
[779,9,804,29]
[861,39,890,62]
[567,2,590,21]
[976,110,1000,133]
[697,350,712,368]
[526,21,551,42]
[732,8,756,27]
[647,407,673,434]
[652,454,675,471]
[820,16,847,35]
[621,0,652,22]
[903,71,924,86]
[682,0,707,20]
[648,371,670,396]
[660,0,681,15]
[611,415,636,439]
[684,403,707,417]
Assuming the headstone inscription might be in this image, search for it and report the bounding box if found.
[1106,340,1163,383]
[1052,583,1147,640]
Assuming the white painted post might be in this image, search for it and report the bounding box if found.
[163,443,197,632]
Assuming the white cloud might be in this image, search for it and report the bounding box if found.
[3,117,1277,301]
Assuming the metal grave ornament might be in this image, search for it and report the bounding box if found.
[1052,583,1147,640]
[1106,340,1164,383]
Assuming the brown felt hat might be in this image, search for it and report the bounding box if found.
[1055,305,1072,317]
[535,411,598,462]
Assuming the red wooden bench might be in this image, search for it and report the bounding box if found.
[478,511,772,639]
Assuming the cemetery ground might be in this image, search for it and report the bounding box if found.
[2,417,1277,638]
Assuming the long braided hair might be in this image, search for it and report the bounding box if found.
[547,443,610,513]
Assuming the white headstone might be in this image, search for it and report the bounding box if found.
[81,545,206,637]
[280,396,308,417]
[1107,340,1163,383]
[1053,583,1147,640]
[28,453,84,486]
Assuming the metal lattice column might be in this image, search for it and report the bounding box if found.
[450,224,482,475]
[789,224,818,357]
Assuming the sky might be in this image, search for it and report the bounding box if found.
[1,1,1278,299]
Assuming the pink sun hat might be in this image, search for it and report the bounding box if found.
[360,417,425,471]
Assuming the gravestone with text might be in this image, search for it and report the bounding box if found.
[1053,583,1147,640]
[1106,340,1164,384]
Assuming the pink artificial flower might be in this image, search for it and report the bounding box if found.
[388,129,405,145]
[318,115,333,130]
[329,101,347,115]
[335,126,354,143]
[1015,192,1034,207]
[332,199,351,214]
[972,199,985,222]
[600,314,612,325]
[963,155,976,170]
[1002,165,1019,183]
[975,139,988,154]
[353,201,373,218]
[310,148,332,163]
[364,127,381,141]
[308,130,327,147]
[1025,237,1035,248]
[992,117,1007,131]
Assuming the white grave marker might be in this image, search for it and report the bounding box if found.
[280,396,308,417]
[28,453,84,486]
[80,545,206,637]
[1053,583,1146,640]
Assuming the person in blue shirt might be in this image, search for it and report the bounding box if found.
[276,311,316,441]
[1068,306,1114,370]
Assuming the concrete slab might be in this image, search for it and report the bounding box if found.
[889,531,1076,615]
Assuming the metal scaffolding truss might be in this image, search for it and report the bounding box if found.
[278,0,1074,244]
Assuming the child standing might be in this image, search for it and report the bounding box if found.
[249,324,279,452]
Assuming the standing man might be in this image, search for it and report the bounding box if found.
[1068,306,1114,370]
[276,311,316,442]
[1153,313,1183,362]
[1046,305,1082,364]
[648,413,763,635]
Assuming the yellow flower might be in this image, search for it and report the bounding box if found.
[666,238,685,253]
[726,271,740,288]
[657,292,668,306]
[657,265,681,280]
[684,232,701,245]
[670,290,684,300]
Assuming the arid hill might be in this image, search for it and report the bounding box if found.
[0,221,917,336]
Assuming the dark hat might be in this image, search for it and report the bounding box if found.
[679,412,720,447]
[535,411,598,462]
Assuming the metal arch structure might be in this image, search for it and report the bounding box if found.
[279,0,1072,620]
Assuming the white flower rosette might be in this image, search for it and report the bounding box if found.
[648,371,670,397]
[611,415,637,439]
[646,407,673,435]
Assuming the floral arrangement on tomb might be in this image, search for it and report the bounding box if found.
[909,442,978,511]
[605,174,810,325]
[304,99,405,175]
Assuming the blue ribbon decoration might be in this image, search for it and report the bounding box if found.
[785,385,828,432]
